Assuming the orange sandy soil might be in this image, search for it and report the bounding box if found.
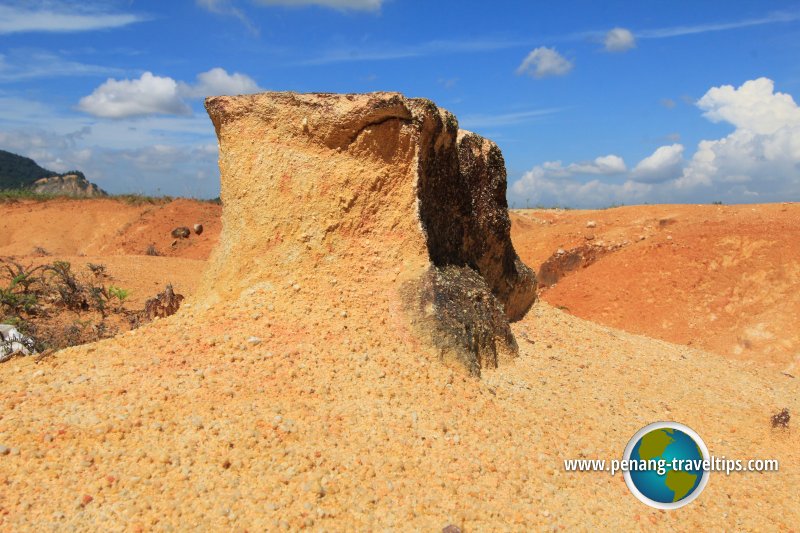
[510,203,800,373]
[0,198,221,307]
[6,198,795,370]
[0,198,798,530]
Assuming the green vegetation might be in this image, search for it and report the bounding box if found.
[0,189,57,203]
[0,149,55,189]
[0,188,222,205]
[113,193,174,205]
[0,259,137,351]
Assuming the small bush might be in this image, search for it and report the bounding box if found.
[45,261,89,311]
[87,263,107,277]
[0,189,56,203]
[112,194,173,206]
[107,285,129,311]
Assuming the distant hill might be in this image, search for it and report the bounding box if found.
[0,149,56,189]
[0,149,107,197]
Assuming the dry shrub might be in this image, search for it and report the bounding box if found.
[144,284,184,320]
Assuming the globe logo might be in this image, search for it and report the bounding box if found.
[623,422,710,509]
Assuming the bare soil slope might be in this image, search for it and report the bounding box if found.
[511,203,800,372]
[5,199,797,372]
[0,198,220,310]
[0,198,220,260]
[0,296,796,530]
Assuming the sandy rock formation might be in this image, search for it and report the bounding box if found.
[203,91,536,375]
[32,173,107,198]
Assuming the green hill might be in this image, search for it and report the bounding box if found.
[0,149,57,189]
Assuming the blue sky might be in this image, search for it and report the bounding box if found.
[1,0,799,206]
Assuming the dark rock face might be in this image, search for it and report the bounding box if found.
[538,242,626,287]
[413,124,537,376]
[171,227,191,239]
[456,131,538,321]
[406,265,518,376]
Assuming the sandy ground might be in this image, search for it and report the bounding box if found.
[0,198,220,260]
[0,198,219,309]
[0,198,798,530]
[511,203,800,372]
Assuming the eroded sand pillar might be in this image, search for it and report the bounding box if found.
[203,92,536,376]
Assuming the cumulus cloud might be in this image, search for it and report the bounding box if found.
[0,3,145,34]
[0,127,93,173]
[0,127,220,196]
[516,47,573,78]
[567,155,627,175]
[604,27,636,52]
[630,144,684,183]
[179,68,262,98]
[517,155,626,181]
[78,68,261,118]
[677,78,800,190]
[511,170,650,208]
[510,155,632,207]
[78,72,191,119]
[696,77,800,134]
[510,78,800,207]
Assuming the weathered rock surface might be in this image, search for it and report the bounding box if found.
[171,226,191,239]
[203,91,536,375]
[456,130,537,321]
[0,324,35,362]
[32,173,107,198]
[538,242,627,287]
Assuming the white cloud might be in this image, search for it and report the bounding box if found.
[638,11,800,39]
[0,127,220,197]
[253,0,383,10]
[696,77,800,134]
[511,170,650,208]
[514,154,626,184]
[0,127,92,173]
[567,155,627,175]
[179,68,262,98]
[510,78,800,207]
[631,144,684,183]
[78,68,261,118]
[78,72,191,119]
[459,108,562,129]
[604,27,636,52]
[516,47,573,78]
[300,37,525,65]
[677,78,800,190]
[0,49,122,82]
[196,0,258,33]
[0,4,145,34]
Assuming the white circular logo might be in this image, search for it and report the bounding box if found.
[623,421,710,509]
